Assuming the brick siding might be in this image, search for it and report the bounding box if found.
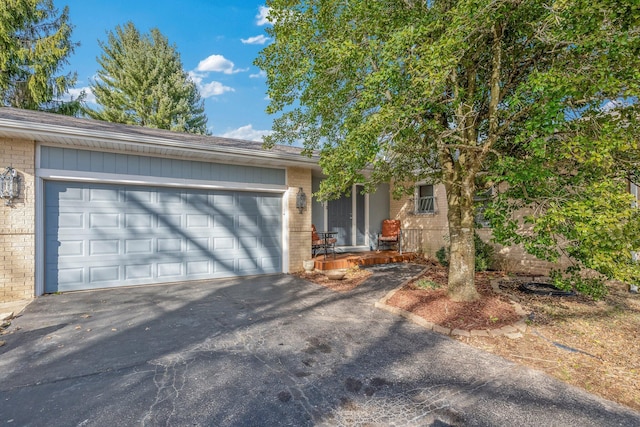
[286,167,312,272]
[392,182,568,276]
[0,138,35,302]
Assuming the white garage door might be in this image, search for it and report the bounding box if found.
[45,181,282,292]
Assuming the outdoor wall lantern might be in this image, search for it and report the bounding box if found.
[0,166,20,206]
[296,187,307,214]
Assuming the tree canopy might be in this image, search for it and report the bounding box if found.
[257,0,640,300]
[87,22,208,134]
[0,0,81,113]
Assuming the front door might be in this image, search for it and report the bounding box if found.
[327,196,352,246]
[327,185,366,247]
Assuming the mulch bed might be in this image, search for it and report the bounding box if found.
[386,268,523,330]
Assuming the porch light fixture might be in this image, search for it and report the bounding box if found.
[0,166,20,206]
[296,187,307,214]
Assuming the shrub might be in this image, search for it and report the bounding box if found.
[550,268,608,300]
[474,233,494,272]
[435,246,449,267]
[414,278,441,289]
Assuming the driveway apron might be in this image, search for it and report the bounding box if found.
[1,264,638,426]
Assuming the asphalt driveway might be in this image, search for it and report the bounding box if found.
[1,264,639,426]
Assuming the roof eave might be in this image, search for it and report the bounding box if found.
[0,117,321,170]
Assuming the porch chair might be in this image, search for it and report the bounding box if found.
[311,224,337,258]
[377,219,402,254]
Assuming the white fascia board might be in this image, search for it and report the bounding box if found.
[0,118,320,169]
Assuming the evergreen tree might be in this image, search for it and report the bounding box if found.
[87,22,208,134]
[0,0,80,112]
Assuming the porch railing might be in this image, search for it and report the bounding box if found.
[400,228,439,253]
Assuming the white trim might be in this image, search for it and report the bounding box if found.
[323,202,328,231]
[364,190,370,248]
[351,185,357,246]
[35,177,45,296]
[36,169,288,193]
[282,183,291,274]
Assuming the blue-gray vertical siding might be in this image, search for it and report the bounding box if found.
[40,146,286,185]
[368,183,390,249]
[311,176,324,229]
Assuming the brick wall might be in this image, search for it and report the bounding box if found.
[391,182,568,276]
[390,183,450,255]
[286,167,312,272]
[0,138,35,302]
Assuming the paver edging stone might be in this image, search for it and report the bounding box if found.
[374,271,530,339]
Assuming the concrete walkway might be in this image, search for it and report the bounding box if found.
[1,264,638,426]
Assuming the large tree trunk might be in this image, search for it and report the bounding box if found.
[448,223,478,301]
[444,175,479,302]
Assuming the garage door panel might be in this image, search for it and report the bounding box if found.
[158,214,181,228]
[187,238,210,252]
[262,236,281,249]
[213,237,234,250]
[213,193,234,205]
[238,257,259,274]
[157,189,184,205]
[57,187,84,201]
[261,256,281,272]
[125,213,153,228]
[45,182,282,292]
[89,213,120,228]
[90,265,120,283]
[213,258,236,275]
[213,215,234,230]
[124,264,153,280]
[57,212,84,229]
[125,239,153,254]
[89,187,120,202]
[157,238,182,253]
[57,240,84,257]
[187,260,210,275]
[157,262,183,278]
[186,214,209,228]
[90,240,120,255]
[56,267,84,287]
[125,188,153,203]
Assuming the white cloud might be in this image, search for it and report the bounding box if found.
[189,71,234,98]
[200,81,235,97]
[249,70,267,79]
[220,124,273,142]
[241,35,270,45]
[63,86,96,104]
[256,6,271,26]
[196,54,247,74]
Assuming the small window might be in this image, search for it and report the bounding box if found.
[415,184,435,214]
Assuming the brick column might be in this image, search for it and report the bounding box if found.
[286,167,312,272]
[0,138,35,302]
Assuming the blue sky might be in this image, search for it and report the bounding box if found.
[62,1,273,140]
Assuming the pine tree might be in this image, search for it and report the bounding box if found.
[87,22,208,134]
[0,0,80,112]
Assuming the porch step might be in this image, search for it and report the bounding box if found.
[312,251,414,271]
